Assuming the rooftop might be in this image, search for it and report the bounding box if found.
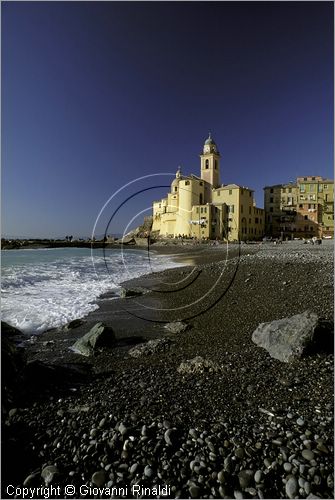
[216,184,254,191]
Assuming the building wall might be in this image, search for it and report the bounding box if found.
[264,183,298,237]
[152,200,165,232]
[160,212,177,236]
[190,205,211,239]
[322,181,335,236]
[264,177,334,238]
[212,186,240,240]
[175,178,204,236]
[213,186,264,241]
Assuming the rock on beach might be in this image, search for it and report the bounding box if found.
[164,321,189,334]
[251,311,330,362]
[177,356,222,374]
[128,338,172,358]
[71,322,115,356]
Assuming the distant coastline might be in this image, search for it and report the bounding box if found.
[1,239,124,250]
[0,237,232,251]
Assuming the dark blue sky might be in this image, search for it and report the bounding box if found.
[2,1,333,238]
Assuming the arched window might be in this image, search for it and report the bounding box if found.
[214,160,217,170]
[199,193,203,205]
[205,159,209,169]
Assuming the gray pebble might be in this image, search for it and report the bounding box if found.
[189,485,200,498]
[298,477,305,488]
[163,420,171,429]
[41,465,59,485]
[308,467,316,477]
[297,418,305,426]
[8,408,17,418]
[91,470,105,487]
[218,485,226,498]
[144,466,153,478]
[99,418,106,428]
[254,470,262,483]
[208,441,215,453]
[284,463,292,473]
[164,429,174,446]
[272,439,283,446]
[141,425,147,436]
[316,443,329,454]
[302,449,315,461]
[23,473,40,487]
[327,474,334,489]
[189,428,198,440]
[235,447,245,459]
[129,463,138,475]
[118,422,127,435]
[239,470,253,489]
[245,487,257,496]
[217,470,225,484]
[190,460,197,471]
[285,476,298,499]
[304,482,311,495]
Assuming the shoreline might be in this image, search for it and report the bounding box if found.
[2,241,334,498]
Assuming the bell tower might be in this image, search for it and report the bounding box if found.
[200,133,220,188]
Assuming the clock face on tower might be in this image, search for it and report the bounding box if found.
[204,144,217,154]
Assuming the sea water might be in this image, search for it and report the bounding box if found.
[1,247,179,334]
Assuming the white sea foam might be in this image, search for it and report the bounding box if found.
[1,248,180,334]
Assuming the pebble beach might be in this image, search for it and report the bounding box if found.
[2,240,334,499]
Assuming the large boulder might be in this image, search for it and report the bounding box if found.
[24,361,92,389]
[64,318,85,330]
[2,321,24,342]
[71,322,115,356]
[1,323,26,416]
[251,311,333,363]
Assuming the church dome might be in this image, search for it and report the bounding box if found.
[204,133,216,146]
[203,133,218,154]
[171,168,181,191]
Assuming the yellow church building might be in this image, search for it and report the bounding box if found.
[152,135,265,241]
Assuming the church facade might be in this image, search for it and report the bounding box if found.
[152,135,265,241]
